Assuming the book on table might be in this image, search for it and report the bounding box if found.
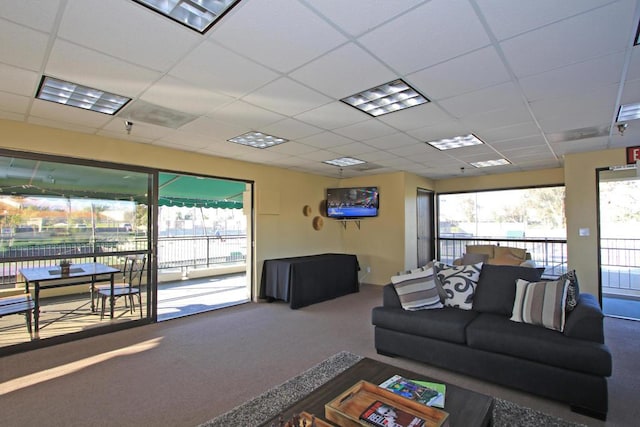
[359,400,426,427]
[379,375,446,409]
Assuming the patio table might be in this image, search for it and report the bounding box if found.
[19,262,119,338]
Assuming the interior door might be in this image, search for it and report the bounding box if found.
[417,188,435,266]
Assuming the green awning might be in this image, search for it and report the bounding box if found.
[0,156,246,209]
[158,173,245,208]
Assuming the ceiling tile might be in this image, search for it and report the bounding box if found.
[439,82,525,118]
[242,78,332,116]
[60,0,200,72]
[459,105,534,131]
[500,2,634,78]
[520,52,625,102]
[207,100,285,129]
[213,0,347,73]
[290,43,396,98]
[29,99,113,128]
[378,103,455,131]
[334,119,396,141]
[140,75,233,116]
[180,116,247,141]
[261,119,323,141]
[489,135,549,151]
[0,19,50,71]
[295,102,368,130]
[477,0,615,40]
[476,122,542,143]
[0,1,61,31]
[46,40,161,98]
[267,141,319,156]
[408,46,511,100]
[363,132,420,150]
[0,92,30,115]
[358,0,491,75]
[298,132,354,150]
[0,63,39,96]
[329,142,379,157]
[309,0,425,37]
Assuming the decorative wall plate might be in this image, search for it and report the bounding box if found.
[303,205,312,216]
[312,216,324,230]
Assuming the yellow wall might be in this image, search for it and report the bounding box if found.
[564,148,627,296]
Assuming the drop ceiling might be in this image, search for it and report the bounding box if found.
[1,0,639,179]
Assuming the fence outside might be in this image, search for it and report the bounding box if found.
[0,235,247,289]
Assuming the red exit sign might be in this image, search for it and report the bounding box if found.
[628,146,640,164]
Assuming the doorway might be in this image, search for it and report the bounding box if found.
[156,173,252,320]
[417,188,435,267]
[597,166,640,320]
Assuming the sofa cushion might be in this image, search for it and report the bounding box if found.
[559,269,580,312]
[511,278,568,332]
[473,264,544,316]
[466,313,612,376]
[461,252,489,265]
[391,267,443,311]
[372,306,479,344]
[466,245,495,258]
[489,246,528,266]
[434,262,482,310]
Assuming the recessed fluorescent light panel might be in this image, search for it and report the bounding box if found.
[470,159,511,168]
[323,157,366,167]
[427,134,485,150]
[341,79,429,117]
[133,0,241,33]
[617,102,640,122]
[228,132,288,149]
[35,76,130,115]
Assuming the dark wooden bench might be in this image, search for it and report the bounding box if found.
[0,294,35,339]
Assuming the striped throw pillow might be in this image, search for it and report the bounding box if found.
[511,278,569,332]
[391,267,444,311]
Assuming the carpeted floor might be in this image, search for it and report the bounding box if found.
[201,351,586,427]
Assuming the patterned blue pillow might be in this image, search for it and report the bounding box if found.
[434,262,483,310]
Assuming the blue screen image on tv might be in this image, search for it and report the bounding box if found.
[326,187,379,219]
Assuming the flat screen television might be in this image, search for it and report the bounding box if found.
[326,187,379,219]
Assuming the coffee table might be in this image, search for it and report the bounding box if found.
[260,358,493,426]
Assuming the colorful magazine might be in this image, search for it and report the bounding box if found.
[379,375,446,409]
[359,400,426,427]
[412,380,446,409]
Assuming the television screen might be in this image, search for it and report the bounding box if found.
[326,187,379,219]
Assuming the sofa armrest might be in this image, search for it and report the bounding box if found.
[382,283,402,309]
[563,293,604,343]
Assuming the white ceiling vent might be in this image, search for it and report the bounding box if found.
[547,125,610,143]
[353,163,383,172]
[118,100,197,129]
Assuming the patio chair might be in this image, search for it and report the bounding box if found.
[97,254,145,319]
[0,294,35,339]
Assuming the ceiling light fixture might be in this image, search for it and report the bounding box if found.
[469,159,511,168]
[228,131,288,149]
[341,79,429,117]
[323,157,366,167]
[617,102,640,122]
[36,76,130,115]
[132,0,241,33]
[427,134,485,150]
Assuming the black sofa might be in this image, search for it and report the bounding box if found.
[371,264,612,419]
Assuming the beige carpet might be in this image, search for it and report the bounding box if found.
[0,284,637,426]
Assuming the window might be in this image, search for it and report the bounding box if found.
[437,187,567,273]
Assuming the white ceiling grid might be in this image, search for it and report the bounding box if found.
[0,0,639,179]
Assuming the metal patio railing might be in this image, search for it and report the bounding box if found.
[438,236,568,278]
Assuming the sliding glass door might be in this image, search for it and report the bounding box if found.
[0,151,153,352]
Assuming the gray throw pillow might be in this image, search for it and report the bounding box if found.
[473,264,544,316]
[434,262,482,310]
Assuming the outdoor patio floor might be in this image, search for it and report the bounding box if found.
[0,272,249,349]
